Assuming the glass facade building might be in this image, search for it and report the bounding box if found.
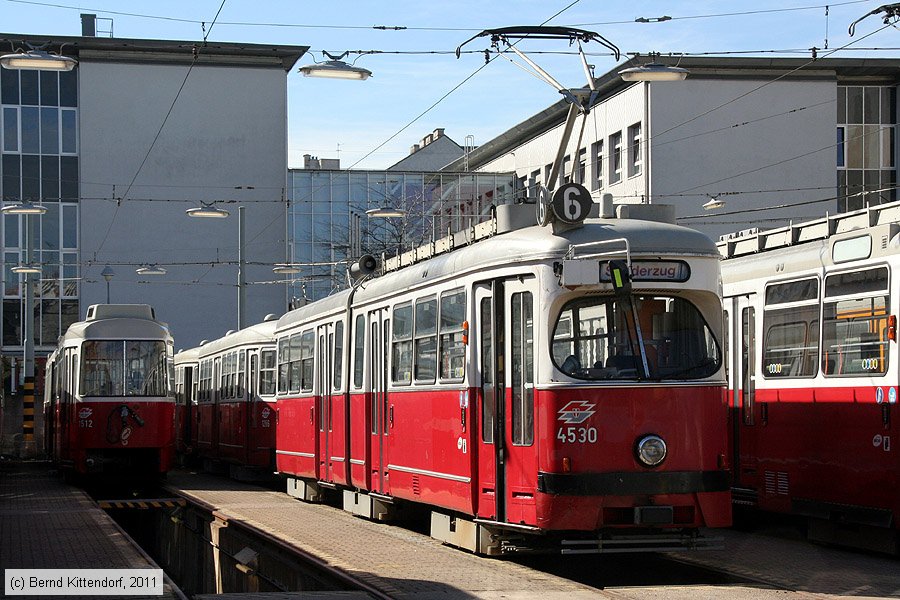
[0,67,79,357]
[836,85,897,212]
[287,170,519,303]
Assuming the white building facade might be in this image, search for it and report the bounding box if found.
[449,57,897,242]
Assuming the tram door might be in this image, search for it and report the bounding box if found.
[316,323,336,482]
[502,278,537,525]
[475,282,503,520]
[368,309,391,495]
[729,294,757,490]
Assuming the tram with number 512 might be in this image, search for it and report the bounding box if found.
[43,304,175,477]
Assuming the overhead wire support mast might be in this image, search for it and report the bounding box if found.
[456,26,620,226]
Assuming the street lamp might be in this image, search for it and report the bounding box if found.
[0,47,77,72]
[365,207,406,218]
[101,265,115,303]
[618,61,689,82]
[187,203,245,330]
[703,195,726,211]
[273,264,302,275]
[298,51,372,80]
[136,264,167,276]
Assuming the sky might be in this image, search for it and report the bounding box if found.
[1,0,898,170]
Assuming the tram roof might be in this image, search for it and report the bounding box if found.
[174,346,201,365]
[359,216,718,300]
[61,316,171,344]
[196,318,277,359]
[276,212,717,334]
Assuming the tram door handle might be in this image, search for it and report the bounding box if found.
[760,402,768,425]
[460,407,466,432]
[883,404,891,428]
[389,405,394,428]
[310,406,314,425]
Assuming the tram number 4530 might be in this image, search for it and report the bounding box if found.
[557,426,598,444]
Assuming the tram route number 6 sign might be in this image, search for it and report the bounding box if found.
[551,183,593,225]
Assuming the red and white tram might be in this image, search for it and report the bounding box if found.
[186,317,278,473]
[43,304,175,477]
[721,201,900,554]
[275,199,731,555]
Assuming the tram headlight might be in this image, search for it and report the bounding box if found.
[635,434,667,467]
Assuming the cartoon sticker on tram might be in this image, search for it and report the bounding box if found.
[556,401,598,444]
[261,405,272,428]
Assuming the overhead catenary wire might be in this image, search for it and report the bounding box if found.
[2,0,875,32]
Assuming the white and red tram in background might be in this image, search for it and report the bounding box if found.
[720,201,900,554]
[173,345,199,458]
[43,304,175,477]
[179,317,278,474]
[274,199,731,555]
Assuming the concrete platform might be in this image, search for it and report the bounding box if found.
[0,461,183,599]
[166,470,900,599]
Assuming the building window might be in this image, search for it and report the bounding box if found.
[590,140,603,191]
[837,85,896,212]
[609,132,622,185]
[836,126,845,168]
[529,169,540,200]
[627,122,642,178]
[576,148,587,185]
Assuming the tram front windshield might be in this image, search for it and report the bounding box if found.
[552,294,719,381]
[81,340,170,397]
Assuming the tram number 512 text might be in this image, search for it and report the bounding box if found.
[557,426,597,444]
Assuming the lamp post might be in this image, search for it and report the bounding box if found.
[101,265,115,303]
[186,203,245,330]
[2,200,47,456]
[619,57,689,204]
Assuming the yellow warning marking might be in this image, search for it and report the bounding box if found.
[98,499,187,510]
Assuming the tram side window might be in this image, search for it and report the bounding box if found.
[221,353,230,399]
[238,350,246,398]
[392,303,413,385]
[762,278,819,378]
[353,314,366,389]
[480,297,494,444]
[277,337,290,393]
[289,333,303,392]
[415,298,437,383]
[260,349,276,395]
[440,289,467,381]
[300,330,315,392]
[333,321,344,391]
[202,360,212,401]
[822,267,889,377]
[511,291,534,446]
